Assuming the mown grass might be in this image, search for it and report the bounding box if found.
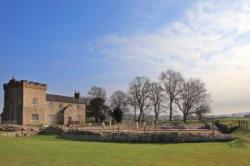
[231,129,250,142]
[0,130,250,166]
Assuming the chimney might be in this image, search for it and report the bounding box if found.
[74,91,80,99]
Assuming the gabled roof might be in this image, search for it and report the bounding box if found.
[46,94,85,104]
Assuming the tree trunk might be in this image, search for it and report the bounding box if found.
[137,112,142,122]
[155,114,158,123]
[169,99,173,121]
[198,114,202,122]
[154,107,158,122]
[183,113,187,122]
[137,107,144,122]
[133,106,137,122]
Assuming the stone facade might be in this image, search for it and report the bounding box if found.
[1,78,85,126]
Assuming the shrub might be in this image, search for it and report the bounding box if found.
[214,121,239,134]
[171,121,185,129]
[112,107,123,123]
[198,121,211,129]
[38,126,63,135]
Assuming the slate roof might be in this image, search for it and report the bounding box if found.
[46,94,85,104]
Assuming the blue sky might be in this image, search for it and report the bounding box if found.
[1,0,250,114]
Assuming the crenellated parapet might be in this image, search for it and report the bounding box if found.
[22,80,47,90]
[3,78,47,90]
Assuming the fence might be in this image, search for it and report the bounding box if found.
[238,120,250,129]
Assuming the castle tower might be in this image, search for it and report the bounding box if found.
[1,78,47,125]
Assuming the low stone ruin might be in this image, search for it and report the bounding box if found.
[0,124,234,143]
[0,125,40,137]
[60,129,234,143]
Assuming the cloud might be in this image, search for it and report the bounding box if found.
[88,0,250,114]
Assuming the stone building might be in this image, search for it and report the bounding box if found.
[1,78,85,126]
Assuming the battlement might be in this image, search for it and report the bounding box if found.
[3,78,47,90]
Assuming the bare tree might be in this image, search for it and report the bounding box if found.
[88,86,106,100]
[127,92,138,122]
[175,79,209,122]
[148,82,165,123]
[195,100,211,121]
[110,90,128,113]
[128,76,151,122]
[160,70,184,121]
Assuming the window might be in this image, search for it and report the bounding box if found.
[77,105,81,110]
[49,101,54,108]
[59,103,63,109]
[32,114,39,122]
[48,115,56,122]
[32,98,38,107]
[76,115,81,121]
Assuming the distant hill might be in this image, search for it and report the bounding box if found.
[207,112,250,118]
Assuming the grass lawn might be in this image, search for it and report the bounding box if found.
[0,131,250,166]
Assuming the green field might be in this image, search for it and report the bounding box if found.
[0,130,250,166]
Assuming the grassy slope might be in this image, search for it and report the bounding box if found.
[231,129,250,142]
[0,134,250,166]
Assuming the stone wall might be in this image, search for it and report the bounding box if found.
[22,82,47,125]
[63,104,85,125]
[0,125,40,137]
[60,130,234,143]
[1,80,24,124]
[47,101,85,125]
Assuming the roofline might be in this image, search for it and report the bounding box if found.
[46,93,85,104]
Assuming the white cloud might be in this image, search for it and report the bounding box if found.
[89,0,250,114]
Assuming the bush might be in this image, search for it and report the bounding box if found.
[112,107,123,123]
[214,121,239,134]
[38,126,63,135]
[198,121,211,129]
[171,121,185,129]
